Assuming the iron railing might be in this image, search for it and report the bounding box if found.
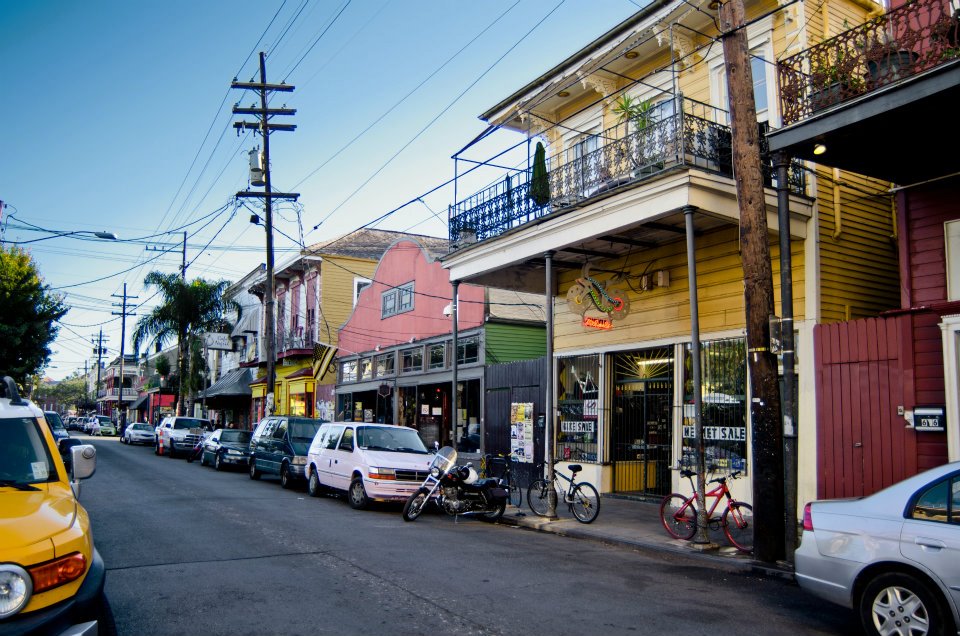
[449,96,807,248]
[778,0,959,125]
[277,326,315,353]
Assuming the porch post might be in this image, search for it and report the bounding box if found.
[451,280,459,451]
[545,251,558,519]
[776,151,799,560]
[685,205,712,547]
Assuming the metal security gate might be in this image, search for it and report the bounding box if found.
[611,348,674,498]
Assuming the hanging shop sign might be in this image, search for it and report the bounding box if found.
[566,263,630,328]
[203,332,233,351]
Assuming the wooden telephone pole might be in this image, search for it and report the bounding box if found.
[232,52,298,417]
[718,0,786,563]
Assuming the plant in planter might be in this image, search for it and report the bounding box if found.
[809,46,864,111]
[932,8,960,49]
[611,94,663,174]
[861,28,917,86]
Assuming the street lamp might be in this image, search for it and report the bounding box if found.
[0,212,119,245]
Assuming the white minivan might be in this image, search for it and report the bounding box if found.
[305,423,434,509]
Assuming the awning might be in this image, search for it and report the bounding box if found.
[231,309,260,338]
[199,368,254,399]
[129,394,150,411]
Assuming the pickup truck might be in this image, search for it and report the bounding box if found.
[156,416,210,458]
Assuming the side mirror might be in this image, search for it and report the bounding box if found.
[71,444,97,481]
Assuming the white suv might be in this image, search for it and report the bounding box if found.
[305,423,434,509]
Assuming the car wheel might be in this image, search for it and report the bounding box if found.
[249,458,261,480]
[155,442,160,456]
[280,464,293,489]
[199,450,208,466]
[308,471,323,497]
[348,476,370,510]
[95,593,117,636]
[214,453,223,471]
[167,445,177,458]
[859,571,952,636]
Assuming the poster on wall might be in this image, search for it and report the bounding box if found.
[510,402,534,463]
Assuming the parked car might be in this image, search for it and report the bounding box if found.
[98,417,116,436]
[156,416,210,457]
[43,411,70,442]
[795,461,960,636]
[248,416,324,488]
[121,422,156,445]
[305,423,434,510]
[200,428,253,471]
[0,375,110,633]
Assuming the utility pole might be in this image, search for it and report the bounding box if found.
[112,283,137,436]
[91,329,108,414]
[718,0,785,563]
[232,51,298,418]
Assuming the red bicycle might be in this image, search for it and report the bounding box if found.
[659,469,753,552]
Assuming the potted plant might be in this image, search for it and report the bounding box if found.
[611,94,663,175]
[862,29,917,86]
[809,46,864,111]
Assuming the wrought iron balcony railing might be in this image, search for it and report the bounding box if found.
[449,96,806,248]
[778,0,959,126]
[278,326,315,353]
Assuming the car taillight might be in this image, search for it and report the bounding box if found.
[29,553,87,594]
[802,503,814,531]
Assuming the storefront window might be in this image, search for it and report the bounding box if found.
[429,343,445,370]
[375,353,395,377]
[401,347,423,373]
[682,337,748,473]
[290,393,307,417]
[360,357,373,380]
[340,360,357,383]
[457,336,479,365]
[556,354,600,462]
[337,393,353,422]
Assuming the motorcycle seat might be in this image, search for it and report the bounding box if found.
[475,477,500,488]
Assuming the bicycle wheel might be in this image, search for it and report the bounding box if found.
[722,502,754,552]
[508,482,522,508]
[659,493,697,540]
[569,482,600,523]
[527,479,551,517]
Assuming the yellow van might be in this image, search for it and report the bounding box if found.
[0,376,110,635]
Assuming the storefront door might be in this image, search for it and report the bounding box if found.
[611,347,673,497]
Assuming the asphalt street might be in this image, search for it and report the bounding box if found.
[77,435,859,636]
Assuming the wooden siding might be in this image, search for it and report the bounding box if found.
[902,179,959,306]
[816,167,900,323]
[319,255,379,348]
[484,323,547,364]
[484,357,547,489]
[554,226,805,353]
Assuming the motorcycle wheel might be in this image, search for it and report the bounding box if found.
[478,498,507,522]
[402,488,429,522]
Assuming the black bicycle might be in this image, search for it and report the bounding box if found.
[527,460,600,523]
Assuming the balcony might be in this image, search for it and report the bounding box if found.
[771,0,960,183]
[277,325,315,357]
[449,97,806,250]
[97,387,139,401]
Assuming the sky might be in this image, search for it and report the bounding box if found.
[2,0,643,381]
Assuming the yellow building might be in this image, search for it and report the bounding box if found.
[442,0,898,511]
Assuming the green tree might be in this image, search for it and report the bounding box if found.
[0,246,67,384]
[131,272,235,415]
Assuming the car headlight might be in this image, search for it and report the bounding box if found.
[292,456,307,465]
[368,467,396,480]
[0,564,32,619]
[226,449,240,455]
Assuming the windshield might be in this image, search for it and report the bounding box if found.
[133,424,153,431]
[356,426,428,453]
[221,430,252,444]
[288,419,322,441]
[431,446,458,475]
[97,416,111,424]
[0,417,59,485]
[174,418,208,430]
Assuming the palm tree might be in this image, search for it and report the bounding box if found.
[132,272,237,416]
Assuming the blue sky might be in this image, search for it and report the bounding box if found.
[1,0,641,380]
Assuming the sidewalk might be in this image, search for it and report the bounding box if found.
[498,495,794,579]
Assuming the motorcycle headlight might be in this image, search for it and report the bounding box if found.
[0,564,32,619]
[368,467,396,480]
[430,466,441,478]
[292,456,307,465]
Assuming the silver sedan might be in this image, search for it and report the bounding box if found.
[121,422,157,445]
[795,461,960,636]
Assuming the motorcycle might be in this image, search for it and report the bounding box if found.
[402,446,508,522]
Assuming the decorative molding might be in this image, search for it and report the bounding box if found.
[518,110,551,135]
[578,72,618,99]
[654,23,702,69]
